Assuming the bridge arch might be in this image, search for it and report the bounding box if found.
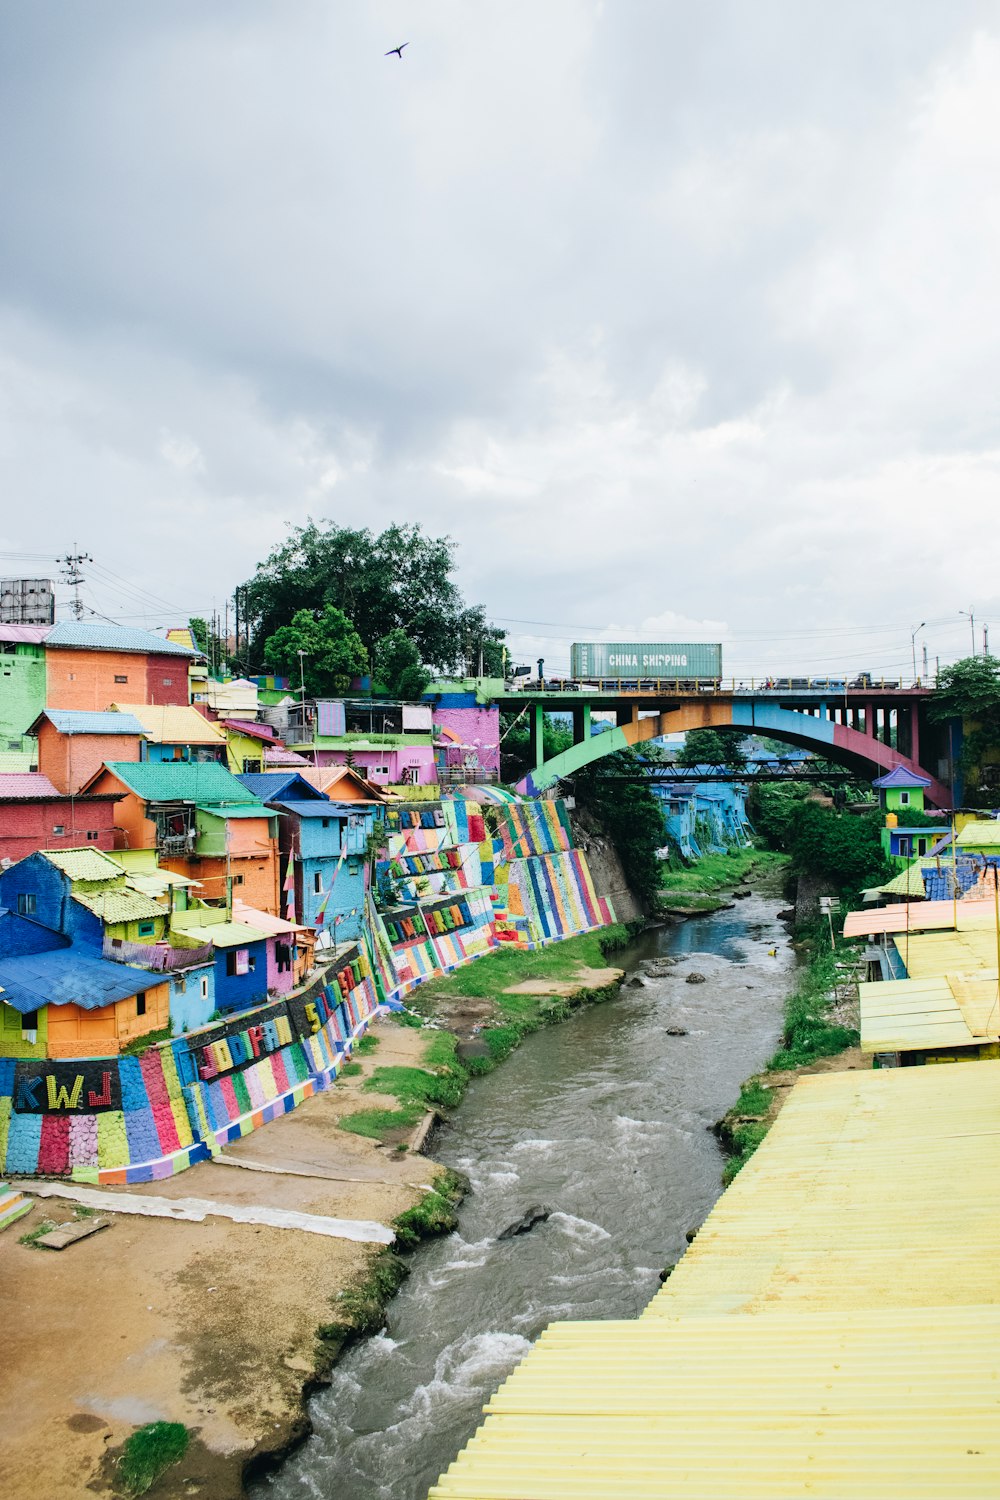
[515,697,952,807]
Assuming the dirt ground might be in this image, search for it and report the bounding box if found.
[0,1017,436,1500]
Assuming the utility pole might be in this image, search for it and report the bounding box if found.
[985,625,990,657]
[960,607,976,656]
[922,642,929,680]
[59,547,92,620]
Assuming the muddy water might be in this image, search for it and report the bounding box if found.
[253,889,796,1500]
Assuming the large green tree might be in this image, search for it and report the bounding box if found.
[929,655,1000,805]
[374,629,431,700]
[677,727,747,770]
[263,605,368,696]
[238,519,505,674]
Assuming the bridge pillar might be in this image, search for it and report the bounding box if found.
[529,702,545,767]
[616,704,639,728]
[572,703,592,746]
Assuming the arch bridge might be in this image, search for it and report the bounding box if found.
[496,682,953,807]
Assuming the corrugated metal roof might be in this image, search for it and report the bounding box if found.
[858,975,992,1052]
[102,760,257,803]
[0,753,36,773]
[126,871,201,895]
[843,897,997,938]
[270,800,340,819]
[957,820,1000,848]
[0,948,165,1013]
[36,709,145,736]
[108,703,225,743]
[41,848,125,881]
[432,1063,1000,1498]
[45,621,196,655]
[171,919,269,948]
[431,1307,1000,1499]
[221,718,277,740]
[73,889,168,924]
[194,802,274,819]
[264,746,311,766]
[894,927,1000,981]
[0,624,50,645]
[878,862,926,898]
[0,773,63,800]
[237,772,325,802]
[231,900,302,936]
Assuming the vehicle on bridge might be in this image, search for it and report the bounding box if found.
[569,641,723,682]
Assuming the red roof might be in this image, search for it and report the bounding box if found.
[222,719,278,742]
[0,773,64,800]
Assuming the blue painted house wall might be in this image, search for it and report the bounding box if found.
[0,854,103,949]
[212,939,269,1014]
[290,803,374,942]
[168,963,216,1033]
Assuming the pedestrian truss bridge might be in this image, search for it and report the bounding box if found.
[492,680,951,807]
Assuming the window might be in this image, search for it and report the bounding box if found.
[114,674,128,684]
[52,824,65,836]
[227,949,251,976]
[16,894,36,916]
[899,790,910,806]
[232,873,244,885]
[242,758,262,773]
[322,818,330,829]
[314,872,322,893]
[86,830,99,841]
[67,672,75,680]
[200,976,209,1000]
[163,678,173,686]
[348,861,359,876]
[136,995,147,1016]
[917,838,928,856]
[137,921,155,937]
[21,1009,38,1031]
[898,836,912,856]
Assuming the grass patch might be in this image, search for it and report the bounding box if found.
[392,1169,466,1250]
[411,931,614,1004]
[19,1218,56,1248]
[658,848,786,894]
[423,1030,463,1069]
[355,1032,380,1055]
[721,1121,770,1185]
[733,1079,773,1118]
[658,892,731,912]
[769,942,858,1070]
[118,1421,190,1496]
[319,1249,410,1346]
[339,1060,363,1077]
[363,1063,465,1111]
[119,1024,172,1057]
[338,1105,423,1139]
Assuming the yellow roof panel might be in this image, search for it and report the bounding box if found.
[432,1063,1000,1498]
[895,927,1000,981]
[843,898,996,939]
[858,976,989,1052]
[957,820,1000,848]
[109,702,226,744]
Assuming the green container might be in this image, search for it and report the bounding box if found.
[569,641,722,680]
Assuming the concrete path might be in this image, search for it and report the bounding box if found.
[20,1180,395,1243]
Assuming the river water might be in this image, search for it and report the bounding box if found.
[253,888,796,1500]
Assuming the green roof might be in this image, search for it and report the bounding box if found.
[42,848,126,882]
[956,820,1000,849]
[879,863,927,899]
[171,918,269,948]
[102,760,257,804]
[73,889,168,924]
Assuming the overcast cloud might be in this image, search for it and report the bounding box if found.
[1,1,998,677]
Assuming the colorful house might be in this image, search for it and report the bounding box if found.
[426,685,501,785]
[43,621,197,712]
[0,774,124,865]
[80,761,281,913]
[31,709,145,794]
[0,847,169,950]
[238,771,377,944]
[169,908,272,1014]
[0,624,49,742]
[874,766,940,861]
[108,703,227,764]
[260,698,438,787]
[0,909,169,1060]
[220,718,283,775]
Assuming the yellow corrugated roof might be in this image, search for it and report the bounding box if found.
[894,927,999,981]
[956,820,1000,848]
[858,975,981,1052]
[432,1063,1000,1498]
[843,897,997,938]
[109,703,225,744]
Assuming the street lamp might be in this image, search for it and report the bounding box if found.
[959,607,976,656]
[297,649,308,705]
[911,622,926,685]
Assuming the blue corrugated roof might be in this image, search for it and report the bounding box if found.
[237,772,327,802]
[45,621,196,656]
[271,800,343,819]
[36,710,146,736]
[0,948,164,1013]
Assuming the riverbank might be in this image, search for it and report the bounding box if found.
[656,848,787,915]
[717,920,867,1181]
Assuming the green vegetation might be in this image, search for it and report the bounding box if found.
[118,1422,190,1496]
[355,1032,379,1054]
[318,1250,410,1348]
[374,627,432,699]
[338,1106,419,1140]
[19,1218,56,1248]
[263,602,369,695]
[769,940,857,1070]
[721,1121,770,1185]
[339,1060,363,1076]
[362,1063,466,1111]
[733,1078,773,1117]
[783,804,891,899]
[411,929,613,1003]
[239,519,504,676]
[658,848,784,894]
[929,654,1000,807]
[120,1024,172,1057]
[392,1169,465,1250]
[573,749,669,908]
[677,727,747,770]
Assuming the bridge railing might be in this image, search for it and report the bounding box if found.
[505,675,925,695]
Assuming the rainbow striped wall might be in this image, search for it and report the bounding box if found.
[0,943,380,1183]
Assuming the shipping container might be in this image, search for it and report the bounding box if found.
[569,641,723,681]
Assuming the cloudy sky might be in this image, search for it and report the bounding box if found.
[1,1,998,679]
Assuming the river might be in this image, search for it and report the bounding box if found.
[252,886,796,1500]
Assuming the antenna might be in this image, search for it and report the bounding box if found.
[59,546,92,619]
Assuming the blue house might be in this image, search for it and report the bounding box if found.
[169,908,270,1015]
[238,771,379,944]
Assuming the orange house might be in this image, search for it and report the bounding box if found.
[31,710,144,795]
[0,944,170,1060]
[43,621,196,713]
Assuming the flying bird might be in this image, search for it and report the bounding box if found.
[385,42,409,58]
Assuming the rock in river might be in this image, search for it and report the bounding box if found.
[498,1205,552,1240]
[685,972,707,985]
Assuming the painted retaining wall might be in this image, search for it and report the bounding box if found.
[0,942,379,1183]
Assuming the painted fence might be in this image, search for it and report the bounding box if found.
[0,941,379,1183]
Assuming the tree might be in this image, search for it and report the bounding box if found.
[188,616,228,674]
[263,605,368,696]
[929,655,1000,806]
[499,710,575,783]
[677,728,747,770]
[785,803,892,895]
[573,748,666,909]
[238,519,505,673]
[374,629,431,700]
